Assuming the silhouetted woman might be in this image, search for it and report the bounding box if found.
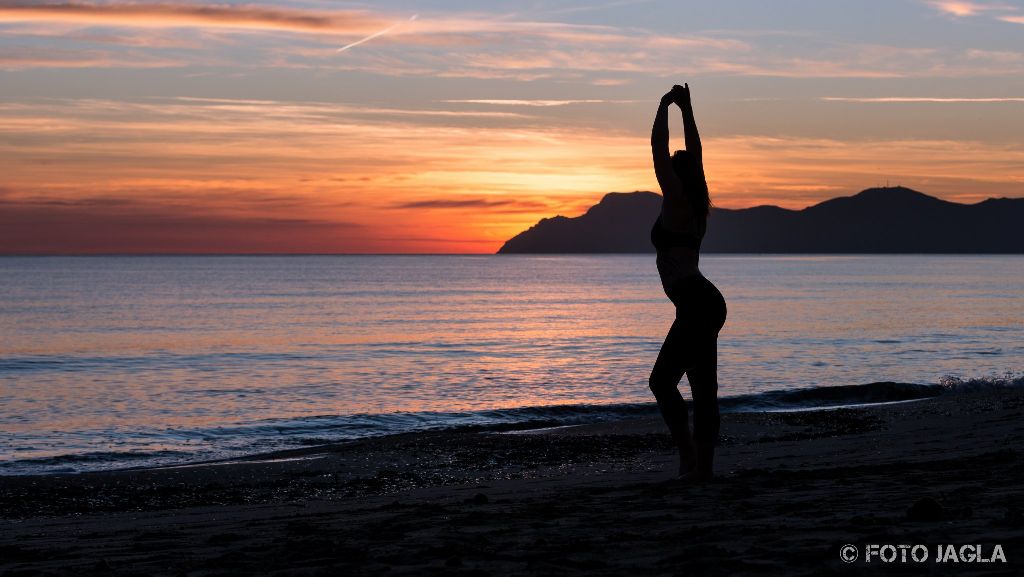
[649,84,727,481]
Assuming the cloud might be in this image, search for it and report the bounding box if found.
[540,0,657,17]
[5,95,1023,253]
[0,20,203,47]
[928,1,984,16]
[925,1,1024,31]
[370,236,499,245]
[0,2,385,34]
[390,198,551,212]
[691,41,1024,78]
[441,99,631,107]
[0,195,364,254]
[966,48,1024,62]
[0,46,184,69]
[0,95,649,252]
[312,34,1024,80]
[822,96,1024,102]
[925,1,1014,17]
[12,3,967,81]
[0,2,740,51]
[169,96,532,119]
[704,135,1024,207]
[0,2,750,74]
[5,2,1020,80]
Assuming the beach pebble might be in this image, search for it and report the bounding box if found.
[906,497,945,522]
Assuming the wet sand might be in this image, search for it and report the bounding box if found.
[2,389,1022,576]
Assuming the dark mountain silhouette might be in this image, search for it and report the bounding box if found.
[497,187,1024,254]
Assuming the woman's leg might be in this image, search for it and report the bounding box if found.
[649,317,696,474]
[685,338,719,480]
[684,278,726,480]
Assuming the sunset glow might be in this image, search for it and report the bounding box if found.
[2,0,1023,253]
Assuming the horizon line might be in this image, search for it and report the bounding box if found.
[3,252,1022,257]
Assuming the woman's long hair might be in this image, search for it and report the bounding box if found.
[671,150,711,218]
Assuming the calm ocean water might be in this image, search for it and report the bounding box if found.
[1,255,1021,474]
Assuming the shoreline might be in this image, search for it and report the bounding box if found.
[2,387,1023,575]
[6,377,1011,477]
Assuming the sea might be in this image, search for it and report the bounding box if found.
[1,255,1021,475]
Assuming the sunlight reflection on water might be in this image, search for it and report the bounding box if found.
[1,254,1021,472]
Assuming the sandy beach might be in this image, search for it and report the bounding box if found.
[2,388,1022,576]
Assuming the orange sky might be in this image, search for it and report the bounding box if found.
[2,1,1023,253]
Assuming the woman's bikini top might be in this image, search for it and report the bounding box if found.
[650,214,704,252]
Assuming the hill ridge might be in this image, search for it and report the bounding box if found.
[497,187,1024,254]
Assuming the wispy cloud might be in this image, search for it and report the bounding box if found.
[4,1,1023,81]
[0,1,384,34]
[441,99,633,107]
[169,96,532,119]
[13,3,990,81]
[966,48,1024,62]
[0,96,648,252]
[390,198,551,212]
[0,195,365,254]
[822,96,1024,102]
[3,93,1024,252]
[705,135,1024,207]
[0,46,184,69]
[925,1,1016,17]
[538,0,657,17]
[0,2,740,51]
[924,1,1024,33]
[0,2,753,76]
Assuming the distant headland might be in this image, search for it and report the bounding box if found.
[497,187,1024,254]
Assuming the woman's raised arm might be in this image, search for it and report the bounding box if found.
[651,91,680,196]
[677,83,702,161]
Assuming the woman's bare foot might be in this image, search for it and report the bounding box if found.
[676,442,715,482]
[675,442,716,483]
[678,440,696,476]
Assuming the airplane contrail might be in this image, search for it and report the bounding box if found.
[337,14,417,52]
